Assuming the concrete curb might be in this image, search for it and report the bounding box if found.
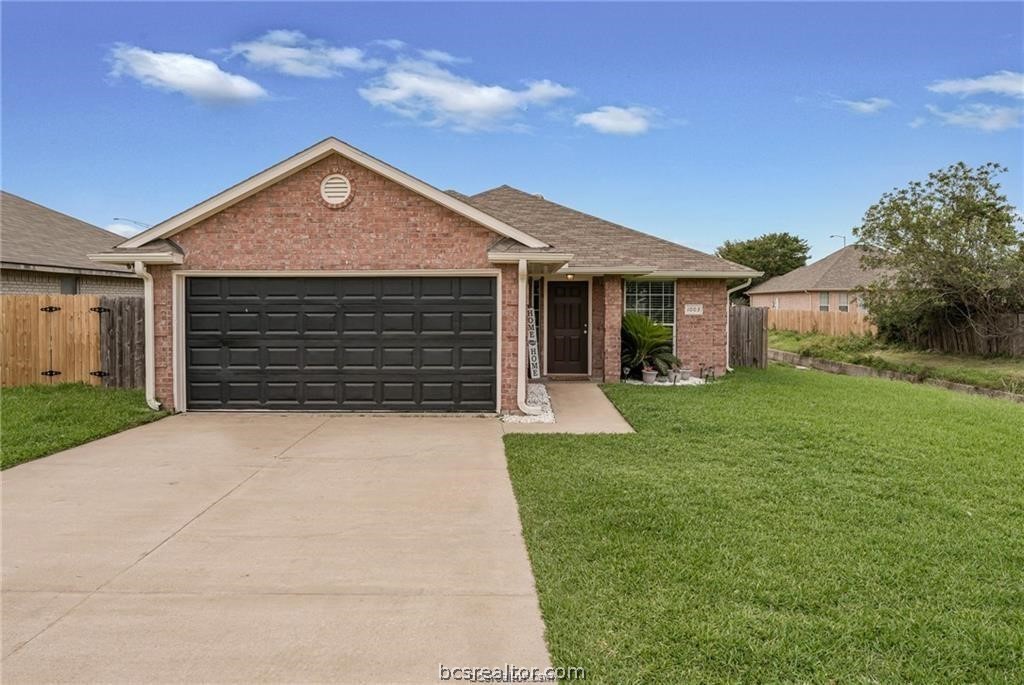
[768,349,1024,404]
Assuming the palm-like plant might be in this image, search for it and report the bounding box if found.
[621,311,681,377]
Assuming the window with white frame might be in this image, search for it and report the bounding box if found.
[625,280,675,350]
[819,292,830,312]
[838,292,849,312]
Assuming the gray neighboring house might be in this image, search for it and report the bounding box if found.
[747,244,887,314]
[0,191,142,295]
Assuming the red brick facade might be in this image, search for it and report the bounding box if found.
[149,153,519,412]
[145,152,734,412]
[675,279,728,374]
[602,276,623,383]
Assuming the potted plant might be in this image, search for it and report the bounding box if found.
[621,312,681,384]
[642,365,659,384]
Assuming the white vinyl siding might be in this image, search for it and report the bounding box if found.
[625,280,676,351]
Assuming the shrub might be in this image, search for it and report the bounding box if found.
[621,312,681,377]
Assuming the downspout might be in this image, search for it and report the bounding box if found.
[133,261,161,411]
[725,278,752,372]
[516,259,542,415]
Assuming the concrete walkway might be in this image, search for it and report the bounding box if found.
[503,382,634,434]
[2,414,550,683]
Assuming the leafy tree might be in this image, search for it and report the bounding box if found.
[716,232,810,299]
[854,162,1024,353]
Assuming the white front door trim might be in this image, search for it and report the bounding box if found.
[541,274,593,377]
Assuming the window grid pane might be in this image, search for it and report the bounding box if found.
[625,280,676,351]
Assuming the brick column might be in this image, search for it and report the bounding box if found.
[676,278,728,374]
[602,275,622,382]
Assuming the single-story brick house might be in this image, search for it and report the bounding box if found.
[747,244,885,314]
[90,138,758,414]
[1,191,142,296]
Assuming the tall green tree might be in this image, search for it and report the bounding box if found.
[855,162,1024,352]
[716,232,810,298]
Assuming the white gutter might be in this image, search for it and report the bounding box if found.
[516,259,542,415]
[90,252,183,265]
[486,252,574,264]
[725,278,752,372]
[133,261,161,411]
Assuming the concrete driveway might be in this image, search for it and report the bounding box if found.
[2,414,550,683]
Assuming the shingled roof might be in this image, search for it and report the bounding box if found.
[747,244,888,294]
[1,191,135,276]
[461,185,759,276]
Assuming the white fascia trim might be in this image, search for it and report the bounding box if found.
[89,252,184,265]
[555,266,655,275]
[487,252,574,264]
[640,270,763,279]
[119,138,549,250]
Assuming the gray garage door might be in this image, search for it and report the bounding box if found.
[185,276,497,411]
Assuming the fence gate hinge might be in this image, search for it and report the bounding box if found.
[90,306,110,314]
[40,305,61,313]
[89,370,110,378]
[40,370,62,377]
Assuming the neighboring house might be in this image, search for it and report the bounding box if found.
[90,138,759,414]
[0,191,142,295]
[747,244,885,315]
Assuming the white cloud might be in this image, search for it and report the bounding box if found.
[109,44,268,104]
[419,48,469,64]
[834,97,893,114]
[229,30,383,78]
[372,38,407,51]
[106,222,144,238]
[908,117,927,129]
[574,106,655,135]
[358,59,574,131]
[927,70,1024,99]
[925,103,1022,132]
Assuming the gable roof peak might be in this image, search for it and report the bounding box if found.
[116,137,548,251]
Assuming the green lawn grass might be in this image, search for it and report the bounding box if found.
[505,366,1024,683]
[769,329,1024,394]
[1,383,166,469]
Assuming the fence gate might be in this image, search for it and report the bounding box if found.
[729,305,768,369]
[0,295,144,388]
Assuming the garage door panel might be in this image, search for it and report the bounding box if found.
[342,312,377,332]
[186,277,496,411]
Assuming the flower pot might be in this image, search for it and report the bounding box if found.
[642,369,658,384]
[679,368,691,381]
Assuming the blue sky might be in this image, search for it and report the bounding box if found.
[3,2,1021,259]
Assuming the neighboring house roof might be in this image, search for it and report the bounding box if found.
[467,185,758,277]
[0,191,136,277]
[116,137,548,251]
[747,244,887,295]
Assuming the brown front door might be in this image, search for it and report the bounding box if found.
[547,281,588,374]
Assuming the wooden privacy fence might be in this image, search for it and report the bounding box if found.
[910,314,1024,357]
[729,305,767,368]
[768,309,877,336]
[1,295,145,388]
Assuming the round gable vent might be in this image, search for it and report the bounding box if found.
[319,174,352,207]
